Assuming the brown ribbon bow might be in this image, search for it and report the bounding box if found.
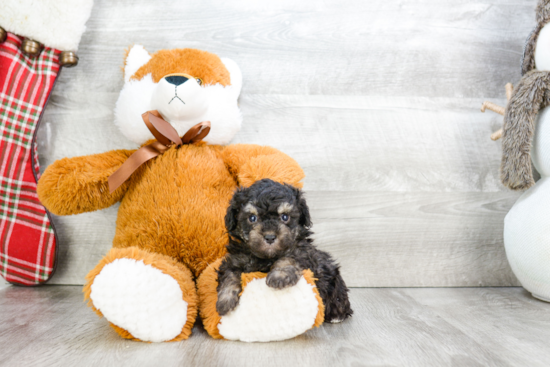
[108,110,211,193]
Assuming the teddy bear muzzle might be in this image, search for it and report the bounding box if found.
[152,74,209,121]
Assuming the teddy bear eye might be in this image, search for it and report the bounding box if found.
[281,214,289,222]
[249,215,257,223]
[196,78,203,86]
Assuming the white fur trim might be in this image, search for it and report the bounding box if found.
[124,45,152,83]
[0,0,93,51]
[218,276,319,342]
[536,23,550,72]
[90,258,188,343]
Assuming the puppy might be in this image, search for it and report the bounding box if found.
[216,179,353,323]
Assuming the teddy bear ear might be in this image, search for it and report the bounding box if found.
[221,57,242,98]
[123,45,152,82]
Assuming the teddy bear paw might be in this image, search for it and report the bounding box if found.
[89,258,188,342]
[217,275,320,342]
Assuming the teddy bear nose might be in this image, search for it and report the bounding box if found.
[264,234,277,244]
[165,75,188,86]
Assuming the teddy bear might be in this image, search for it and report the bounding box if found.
[37,45,326,342]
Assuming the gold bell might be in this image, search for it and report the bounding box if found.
[59,51,79,67]
[21,39,42,57]
[0,27,6,43]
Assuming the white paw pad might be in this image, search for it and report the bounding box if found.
[90,258,187,342]
[218,276,319,342]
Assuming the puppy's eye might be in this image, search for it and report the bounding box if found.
[249,215,257,223]
[281,214,289,222]
[196,78,203,85]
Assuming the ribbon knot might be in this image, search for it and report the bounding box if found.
[108,110,211,193]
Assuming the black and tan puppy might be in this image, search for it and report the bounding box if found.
[216,179,353,323]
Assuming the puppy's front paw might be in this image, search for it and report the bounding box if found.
[266,268,301,289]
[216,289,240,316]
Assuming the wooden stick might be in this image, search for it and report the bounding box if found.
[482,84,512,141]
[491,128,503,141]
[481,101,505,115]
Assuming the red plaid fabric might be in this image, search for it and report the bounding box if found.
[0,33,60,285]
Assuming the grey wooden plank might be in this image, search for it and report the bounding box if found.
[76,0,535,99]
[309,191,520,287]
[237,95,512,192]
[31,0,534,286]
[45,206,119,285]
[405,287,550,367]
[1,286,535,367]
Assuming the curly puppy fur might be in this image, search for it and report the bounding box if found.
[502,0,550,190]
[216,179,352,323]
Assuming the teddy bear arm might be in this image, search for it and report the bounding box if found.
[501,70,550,190]
[222,144,305,188]
[37,149,135,215]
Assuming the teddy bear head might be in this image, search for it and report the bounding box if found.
[114,45,242,146]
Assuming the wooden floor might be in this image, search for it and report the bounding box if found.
[1,286,549,367]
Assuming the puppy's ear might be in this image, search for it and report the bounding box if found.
[294,188,312,228]
[225,188,248,232]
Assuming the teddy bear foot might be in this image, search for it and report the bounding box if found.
[83,247,198,342]
[198,259,325,342]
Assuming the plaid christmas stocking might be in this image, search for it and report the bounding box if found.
[0,34,61,285]
[0,0,93,285]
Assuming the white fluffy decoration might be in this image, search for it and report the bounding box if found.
[218,276,320,342]
[0,0,94,51]
[114,45,242,146]
[504,106,550,302]
[535,24,550,72]
[124,45,152,83]
[90,258,188,343]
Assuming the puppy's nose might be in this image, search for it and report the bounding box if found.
[264,234,277,244]
[165,75,188,86]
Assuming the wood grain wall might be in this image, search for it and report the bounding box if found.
[4,0,537,287]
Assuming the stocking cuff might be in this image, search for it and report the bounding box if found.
[0,0,94,51]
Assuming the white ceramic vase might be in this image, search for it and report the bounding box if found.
[504,107,550,302]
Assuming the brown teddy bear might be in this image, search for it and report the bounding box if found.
[37,45,325,342]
